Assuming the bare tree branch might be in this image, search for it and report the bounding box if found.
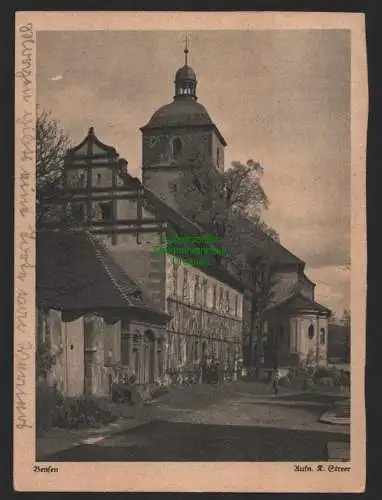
[36,107,73,227]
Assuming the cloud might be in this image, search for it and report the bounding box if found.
[50,74,63,81]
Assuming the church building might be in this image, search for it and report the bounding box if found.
[37,42,331,395]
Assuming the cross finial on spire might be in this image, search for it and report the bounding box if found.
[183,34,189,65]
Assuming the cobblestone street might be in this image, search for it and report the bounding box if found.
[40,382,350,462]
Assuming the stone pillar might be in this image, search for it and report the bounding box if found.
[289,317,296,354]
[316,314,320,365]
[296,317,301,357]
[127,333,133,368]
[121,321,135,377]
[139,341,145,384]
[153,337,158,382]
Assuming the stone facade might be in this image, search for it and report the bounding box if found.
[40,124,243,391]
[141,128,224,211]
[37,309,121,397]
[265,312,328,367]
[39,49,332,392]
[164,255,243,382]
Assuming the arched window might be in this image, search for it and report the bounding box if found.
[172,137,183,157]
[320,328,326,344]
[182,269,189,301]
[202,279,208,307]
[172,263,178,296]
[279,325,284,338]
[216,147,220,168]
[308,324,315,339]
[212,284,217,309]
[194,275,200,304]
[219,287,224,308]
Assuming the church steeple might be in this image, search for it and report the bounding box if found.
[184,34,189,65]
[174,36,197,101]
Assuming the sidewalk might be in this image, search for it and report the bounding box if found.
[36,382,266,458]
[320,399,351,425]
[36,398,153,460]
[36,381,350,459]
[36,412,152,460]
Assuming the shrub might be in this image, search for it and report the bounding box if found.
[313,367,333,380]
[312,367,350,386]
[36,341,56,381]
[36,382,56,434]
[53,396,117,429]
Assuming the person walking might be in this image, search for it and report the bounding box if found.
[272,367,280,395]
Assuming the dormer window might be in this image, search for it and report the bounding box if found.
[172,138,183,158]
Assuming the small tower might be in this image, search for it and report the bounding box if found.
[140,37,227,211]
[174,36,198,100]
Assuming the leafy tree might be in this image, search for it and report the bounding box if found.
[175,156,280,375]
[175,157,277,238]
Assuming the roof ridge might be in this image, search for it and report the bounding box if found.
[268,291,331,314]
[239,212,305,265]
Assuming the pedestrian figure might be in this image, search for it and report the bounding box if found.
[272,368,280,395]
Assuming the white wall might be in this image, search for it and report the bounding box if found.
[63,317,85,397]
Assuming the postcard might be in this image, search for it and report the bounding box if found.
[14,11,366,492]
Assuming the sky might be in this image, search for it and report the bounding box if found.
[37,30,351,318]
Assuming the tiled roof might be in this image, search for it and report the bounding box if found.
[37,230,168,318]
[144,190,245,293]
[142,100,213,129]
[232,212,304,266]
[266,292,331,315]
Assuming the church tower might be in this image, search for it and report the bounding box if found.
[140,38,227,210]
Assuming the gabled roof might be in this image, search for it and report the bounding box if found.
[65,127,118,162]
[37,230,168,320]
[300,272,316,287]
[266,292,331,316]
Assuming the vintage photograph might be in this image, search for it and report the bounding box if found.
[35,28,351,462]
[14,12,366,493]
